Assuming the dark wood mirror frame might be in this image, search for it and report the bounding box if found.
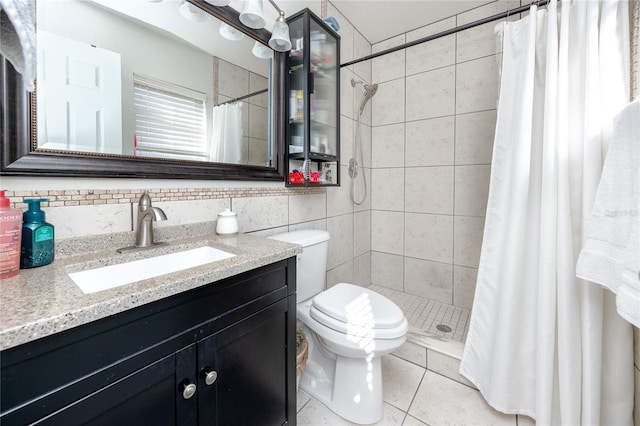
[0,0,286,181]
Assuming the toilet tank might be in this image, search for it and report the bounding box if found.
[269,230,330,302]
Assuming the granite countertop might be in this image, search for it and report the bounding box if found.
[0,222,301,351]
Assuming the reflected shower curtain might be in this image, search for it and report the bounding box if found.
[459,1,634,424]
[210,103,244,163]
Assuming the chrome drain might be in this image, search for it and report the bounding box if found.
[436,324,452,333]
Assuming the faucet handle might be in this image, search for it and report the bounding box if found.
[138,192,152,209]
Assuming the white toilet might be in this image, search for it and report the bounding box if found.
[269,230,408,425]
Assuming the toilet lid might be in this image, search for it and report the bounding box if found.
[310,283,406,338]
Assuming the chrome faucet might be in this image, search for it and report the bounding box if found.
[135,192,167,247]
[117,192,167,253]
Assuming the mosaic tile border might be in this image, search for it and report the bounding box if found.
[5,187,326,209]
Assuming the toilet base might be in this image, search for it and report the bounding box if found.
[299,327,385,425]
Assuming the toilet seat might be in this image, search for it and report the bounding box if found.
[310,283,407,339]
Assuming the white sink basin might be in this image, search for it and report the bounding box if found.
[69,246,236,294]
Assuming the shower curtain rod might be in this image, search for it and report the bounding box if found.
[215,88,268,107]
[340,0,551,68]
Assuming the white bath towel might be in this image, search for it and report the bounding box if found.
[576,99,640,327]
[0,0,36,91]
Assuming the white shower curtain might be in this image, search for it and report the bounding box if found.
[210,102,244,163]
[459,1,634,425]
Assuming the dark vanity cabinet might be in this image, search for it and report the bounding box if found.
[285,9,340,187]
[0,259,297,425]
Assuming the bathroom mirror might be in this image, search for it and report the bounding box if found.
[0,0,286,180]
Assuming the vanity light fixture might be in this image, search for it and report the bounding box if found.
[252,41,273,59]
[269,10,292,52]
[219,22,245,40]
[204,0,231,5]
[239,0,265,29]
[237,0,292,52]
[179,0,207,22]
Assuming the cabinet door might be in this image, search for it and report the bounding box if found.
[35,345,197,426]
[197,299,289,426]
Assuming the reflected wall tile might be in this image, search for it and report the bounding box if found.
[354,251,371,286]
[406,66,455,121]
[371,210,404,255]
[372,34,406,84]
[153,198,229,228]
[372,168,404,212]
[372,123,405,168]
[233,195,288,233]
[372,78,405,126]
[454,165,491,217]
[405,166,454,215]
[50,203,132,239]
[248,104,267,139]
[404,257,453,304]
[249,72,268,108]
[453,265,477,310]
[406,18,456,76]
[327,214,354,270]
[405,116,454,167]
[455,55,500,114]
[405,213,453,263]
[371,251,404,290]
[217,59,249,98]
[455,110,497,165]
[248,137,268,167]
[354,210,371,257]
[453,216,485,268]
[289,193,327,225]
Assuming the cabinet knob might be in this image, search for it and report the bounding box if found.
[202,368,218,386]
[181,382,197,399]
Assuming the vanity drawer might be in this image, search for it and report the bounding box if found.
[0,259,293,424]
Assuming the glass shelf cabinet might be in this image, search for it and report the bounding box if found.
[285,9,340,187]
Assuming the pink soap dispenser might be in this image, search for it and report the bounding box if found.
[0,190,23,279]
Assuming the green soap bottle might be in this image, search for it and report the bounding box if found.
[21,199,55,269]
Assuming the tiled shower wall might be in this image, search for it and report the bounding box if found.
[367,1,521,310]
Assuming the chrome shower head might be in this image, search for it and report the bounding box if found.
[351,79,378,115]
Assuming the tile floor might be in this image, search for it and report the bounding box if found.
[297,289,536,425]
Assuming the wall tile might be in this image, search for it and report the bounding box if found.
[404,257,453,304]
[327,214,354,270]
[372,123,405,168]
[153,198,229,228]
[454,216,485,268]
[406,66,455,121]
[453,265,478,310]
[370,251,404,290]
[289,219,327,233]
[455,110,497,165]
[456,0,521,63]
[353,167,372,213]
[372,168,405,211]
[327,4,353,64]
[371,210,404,255]
[354,210,371,257]
[372,34,406,84]
[353,29,372,84]
[405,116,454,167]
[454,165,491,217]
[326,166,353,217]
[405,166,454,215]
[456,55,500,114]
[340,68,355,120]
[353,251,371,286]
[289,193,327,225]
[49,203,132,240]
[233,196,288,233]
[327,260,354,289]
[340,116,354,161]
[372,78,405,126]
[405,213,453,263]
[406,18,456,76]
